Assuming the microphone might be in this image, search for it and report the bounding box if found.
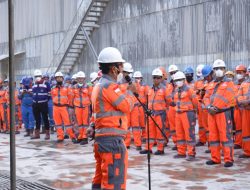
[124,75,139,97]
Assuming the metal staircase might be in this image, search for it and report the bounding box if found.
[47,0,110,74]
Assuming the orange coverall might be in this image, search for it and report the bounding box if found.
[91,74,134,190]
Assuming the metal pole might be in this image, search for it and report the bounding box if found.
[8,0,16,189]
[81,26,98,59]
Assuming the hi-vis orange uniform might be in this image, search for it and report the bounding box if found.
[118,79,135,147]
[194,78,207,144]
[15,89,22,130]
[72,83,92,140]
[166,82,177,144]
[128,82,148,147]
[0,86,7,132]
[51,84,76,140]
[204,77,235,163]
[237,79,250,156]
[234,80,243,147]
[145,84,167,152]
[91,74,134,190]
[174,84,197,156]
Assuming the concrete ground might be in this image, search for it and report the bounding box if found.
[0,131,250,190]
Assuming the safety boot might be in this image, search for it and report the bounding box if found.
[44,130,50,140]
[234,144,241,149]
[31,129,40,139]
[154,150,164,155]
[186,155,195,161]
[64,134,69,139]
[136,146,142,151]
[172,146,177,151]
[173,154,186,159]
[206,160,220,165]
[40,126,45,134]
[57,139,64,143]
[80,138,88,145]
[139,149,152,154]
[224,162,233,167]
[24,129,30,137]
[205,149,211,154]
[195,142,205,147]
[239,154,250,158]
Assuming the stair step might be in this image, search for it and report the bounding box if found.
[93,3,107,8]
[95,0,109,2]
[88,12,101,17]
[90,8,104,12]
[82,23,100,28]
[85,17,99,22]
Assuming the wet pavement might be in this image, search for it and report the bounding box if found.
[0,131,250,190]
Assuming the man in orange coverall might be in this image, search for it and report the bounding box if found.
[131,71,149,150]
[87,47,136,190]
[140,68,167,155]
[172,71,197,161]
[0,79,8,133]
[233,64,247,149]
[72,71,92,145]
[237,65,250,158]
[204,59,235,167]
[118,62,135,149]
[166,65,179,150]
[195,64,207,147]
[51,72,77,143]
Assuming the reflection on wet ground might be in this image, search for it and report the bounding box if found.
[0,133,250,190]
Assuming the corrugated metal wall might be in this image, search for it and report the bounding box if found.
[76,0,250,83]
[0,0,81,79]
[1,0,250,83]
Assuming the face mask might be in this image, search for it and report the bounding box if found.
[236,74,244,80]
[35,77,42,82]
[78,83,83,87]
[175,81,184,87]
[57,81,63,85]
[186,76,193,83]
[227,77,233,81]
[215,69,224,77]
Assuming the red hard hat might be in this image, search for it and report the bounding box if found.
[235,64,247,72]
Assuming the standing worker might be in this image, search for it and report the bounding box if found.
[32,69,51,140]
[233,65,247,149]
[88,47,136,190]
[0,79,8,133]
[166,65,179,150]
[205,59,235,167]
[140,68,167,155]
[237,65,250,158]
[72,71,92,145]
[173,71,197,161]
[51,72,77,143]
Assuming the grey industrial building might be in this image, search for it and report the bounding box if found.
[0,0,250,83]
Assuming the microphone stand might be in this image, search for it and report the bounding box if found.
[129,83,168,190]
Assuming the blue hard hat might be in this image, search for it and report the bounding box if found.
[64,75,71,81]
[202,65,213,77]
[184,67,194,74]
[22,77,31,86]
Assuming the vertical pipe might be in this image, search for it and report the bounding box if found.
[8,0,16,189]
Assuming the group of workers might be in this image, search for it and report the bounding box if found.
[1,46,250,189]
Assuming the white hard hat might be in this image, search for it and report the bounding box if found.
[133,71,143,78]
[71,74,77,80]
[213,59,226,69]
[196,64,205,76]
[55,72,64,77]
[97,47,125,63]
[123,62,133,73]
[90,72,98,82]
[152,68,163,76]
[77,71,86,78]
[168,65,179,73]
[34,69,42,77]
[173,71,186,80]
